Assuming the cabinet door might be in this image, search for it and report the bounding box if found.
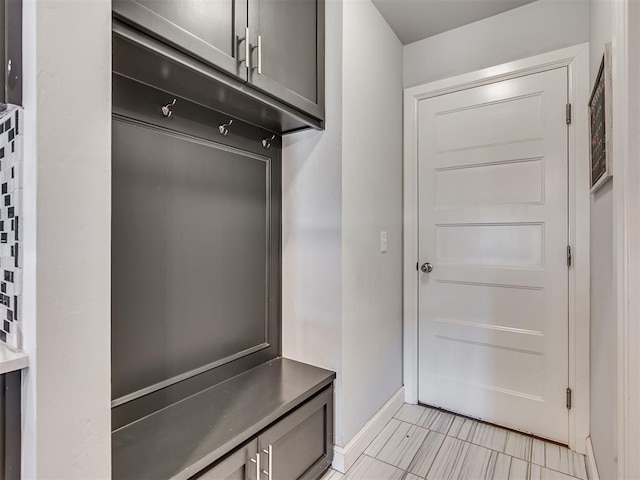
[113,0,248,81]
[248,0,324,120]
[191,439,259,480]
[258,387,333,480]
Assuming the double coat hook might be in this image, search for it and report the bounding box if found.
[219,120,233,136]
[262,135,276,149]
[161,98,177,118]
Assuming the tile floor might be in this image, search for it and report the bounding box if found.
[323,404,588,480]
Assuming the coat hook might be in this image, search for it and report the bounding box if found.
[218,119,233,136]
[262,134,276,149]
[161,98,177,118]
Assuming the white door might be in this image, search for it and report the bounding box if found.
[418,67,569,443]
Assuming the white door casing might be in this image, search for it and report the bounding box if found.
[403,44,591,453]
[417,67,569,442]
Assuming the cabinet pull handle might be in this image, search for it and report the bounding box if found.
[246,28,252,71]
[238,27,250,70]
[249,452,260,480]
[257,35,262,75]
[260,445,273,477]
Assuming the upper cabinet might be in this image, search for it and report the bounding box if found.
[113,0,325,126]
[248,0,324,120]
[113,0,248,81]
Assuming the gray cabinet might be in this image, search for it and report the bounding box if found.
[193,441,259,480]
[189,386,333,480]
[257,387,333,480]
[248,0,324,120]
[112,358,336,479]
[113,0,325,124]
[113,0,248,81]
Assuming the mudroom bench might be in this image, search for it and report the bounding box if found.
[113,358,335,480]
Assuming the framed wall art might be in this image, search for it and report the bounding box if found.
[589,43,613,193]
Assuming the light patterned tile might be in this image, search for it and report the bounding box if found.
[448,416,479,442]
[408,430,446,477]
[542,443,587,480]
[504,430,533,461]
[530,464,582,480]
[344,455,405,480]
[472,422,509,452]
[484,454,530,480]
[321,468,344,480]
[532,439,546,466]
[450,419,531,461]
[491,453,513,480]
[366,418,401,457]
[395,403,431,426]
[356,409,584,480]
[508,457,530,480]
[419,407,455,434]
[403,474,422,480]
[374,420,430,470]
[427,436,499,480]
[531,440,586,480]
[427,436,471,479]
[453,442,499,479]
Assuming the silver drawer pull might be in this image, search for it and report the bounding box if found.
[249,452,260,479]
[238,27,250,70]
[257,35,262,75]
[260,445,273,477]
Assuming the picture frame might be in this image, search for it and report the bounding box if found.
[589,43,613,193]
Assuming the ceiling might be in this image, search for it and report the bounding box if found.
[371,0,538,45]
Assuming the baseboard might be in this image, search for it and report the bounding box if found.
[332,387,405,474]
[585,436,600,480]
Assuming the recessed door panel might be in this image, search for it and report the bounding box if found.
[435,93,543,153]
[435,158,544,208]
[436,281,545,332]
[436,224,544,268]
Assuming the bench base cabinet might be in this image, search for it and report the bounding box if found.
[193,386,333,480]
[193,440,259,480]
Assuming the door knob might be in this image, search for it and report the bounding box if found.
[420,262,433,273]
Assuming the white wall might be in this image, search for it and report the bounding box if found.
[282,0,403,450]
[403,0,590,87]
[21,0,112,477]
[282,0,345,444]
[588,2,617,479]
[341,0,403,444]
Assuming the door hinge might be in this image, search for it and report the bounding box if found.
[566,387,572,409]
[567,245,572,267]
[566,103,572,125]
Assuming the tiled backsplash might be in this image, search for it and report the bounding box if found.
[0,105,22,350]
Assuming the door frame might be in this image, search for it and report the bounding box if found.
[403,43,590,453]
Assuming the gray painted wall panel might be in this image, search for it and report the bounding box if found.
[112,120,270,399]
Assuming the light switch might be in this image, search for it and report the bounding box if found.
[380,231,388,253]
